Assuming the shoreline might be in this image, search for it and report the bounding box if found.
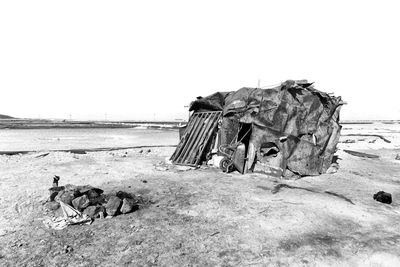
[0,144,177,156]
[0,119,186,130]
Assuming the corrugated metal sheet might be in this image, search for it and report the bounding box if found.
[171,111,221,166]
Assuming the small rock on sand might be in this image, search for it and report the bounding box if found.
[120,198,138,214]
[395,154,400,160]
[105,196,122,216]
[373,191,392,204]
[72,195,90,211]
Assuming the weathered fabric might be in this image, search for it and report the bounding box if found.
[189,80,343,176]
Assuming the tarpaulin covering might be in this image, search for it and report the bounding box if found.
[189,80,344,176]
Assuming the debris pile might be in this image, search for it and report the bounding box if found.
[43,176,143,229]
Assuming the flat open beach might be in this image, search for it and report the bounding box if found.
[1,123,400,266]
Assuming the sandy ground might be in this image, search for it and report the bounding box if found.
[1,128,400,266]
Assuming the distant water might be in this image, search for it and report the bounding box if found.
[0,128,179,151]
[1,123,399,152]
[341,122,400,148]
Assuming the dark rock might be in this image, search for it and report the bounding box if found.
[72,195,90,211]
[89,195,106,205]
[49,186,65,201]
[116,191,134,199]
[78,185,104,196]
[105,196,122,216]
[395,154,400,160]
[83,205,102,218]
[120,198,139,214]
[56,190,79,205]
[373,191,392,204]
[86,189,101,199]
[44,201,60,211]
[49,191,59,201]
[64,245,73,253]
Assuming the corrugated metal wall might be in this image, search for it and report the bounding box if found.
[170,111,221,166]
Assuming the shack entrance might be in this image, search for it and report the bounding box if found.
[238,123,252,154]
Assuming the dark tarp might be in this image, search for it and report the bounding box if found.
[189,80,344,176]
[189,92,230,112]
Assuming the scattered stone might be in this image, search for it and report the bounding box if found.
[105,196,122,216]
[64,245,73,253]
[395,154,400,160]
[72,195,90,211]
[89,195,106,205]
[78,185,103,196]
[56,190,79,206]
[120,198,138,214]
[373,191,392,204]
[83,206,102,218]
[86,189,100,199]
[116,191,134,199]
[138,149,143,153]
[142,180,148,183]
[44,201,60,211]
[147,149,151,153]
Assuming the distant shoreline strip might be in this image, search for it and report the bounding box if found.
[0,145,177,156]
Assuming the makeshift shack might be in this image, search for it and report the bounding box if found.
[170,80,344,176]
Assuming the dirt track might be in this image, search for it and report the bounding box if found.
[1,144,400,266]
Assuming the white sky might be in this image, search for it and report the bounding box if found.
[1,0,399,121]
